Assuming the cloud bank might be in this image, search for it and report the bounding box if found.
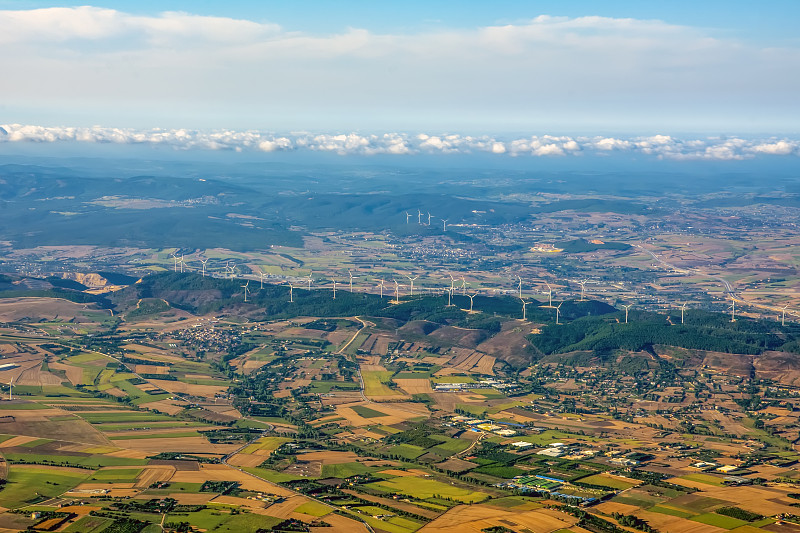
[1,124,798,161]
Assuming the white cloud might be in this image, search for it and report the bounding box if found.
[749,140,797,155]
[1,123,799,161]
[0,7,797,132]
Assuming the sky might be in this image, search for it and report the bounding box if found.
[0,1,799,150]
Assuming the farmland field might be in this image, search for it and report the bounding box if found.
[0,467,90,508]
[371,476,489,503]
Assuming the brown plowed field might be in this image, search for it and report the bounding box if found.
[420,505,577,533]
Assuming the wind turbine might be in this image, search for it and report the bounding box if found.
[448,273,456,293]
[442,219,448,232]
[446,288,454,307]
[5,376,12,401]
[467,292,478,313]
[622,304,632,324]
[393,279,400,303]
[289,283,294,303]
[782,304,790,326]
[200,258,208,277]
[460,277,466,295]
[681,302,687,324]
[171,253,178,272]
[555,302,564,325]
[179,255,185,273]
[260,272,266,289]
[306,271,313,290]
[348,270,355,293]
[378,279,386,298]
[406,274,418,296]
[579,280,588,301]
[241,281,250,302]
[405,212,412,224]
[427,212,434,225]
[417,209,423,224]
[517,276,523,299]
[543,281,554,308]
[520,298,529,320]
[332,280,337,299]
[730,296,736,322]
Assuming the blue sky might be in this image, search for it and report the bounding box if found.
[1,1,798,42]
[0,2,798,135]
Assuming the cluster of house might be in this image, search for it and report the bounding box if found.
[450,415,519,436]
[433,379,514,392]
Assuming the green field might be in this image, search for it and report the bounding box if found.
[649,505,696,518]
[240,436,291,455]
[321,462,375,478]
[0,402,50,410]
[0,467,90,508]
[108,431,200,440]
[429,436,471,454]
[89,468,144,482]
[578,474,638,490]
[294,501,332,517]
[691,512,749,529]
[387,444,426,460]
[63,515,114,532]
[240,467,307,483]
[3,452,148,468]
[77,412,177,424]
[169,508,281,532]
[371,476,488,503]
[351,405,388,418]
[362,371,399,396]
[681,473,726,486]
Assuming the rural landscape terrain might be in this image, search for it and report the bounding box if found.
[0,157,799,533]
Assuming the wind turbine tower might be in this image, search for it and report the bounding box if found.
[406,275,418,297]
[427,212,433,225]
[179,255,184,273]
[555,302,564,325]
[6,376,13,401]
[171,253,178,272]
[579,280,587,301]
[332,280,336,299]
[417,209,423,224]
[442,219,448,232]
[782,304,790,326]
[622,304,632,324]
[393,279,400,303]
[379,279,386,298]
[260,272,266,289]
[200,258,208,277]
[348,270,355,293]
[460,277,466,295]
[307,272,313,290]
[517,276,523,299]
[289,283,294,303]
[730,296,736,322]
[406,212,412,224]
[681,302,687,324]
[241,281,250,302]
[520,298,529,320]
[543,281,554,308]
[467,292,477,313]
